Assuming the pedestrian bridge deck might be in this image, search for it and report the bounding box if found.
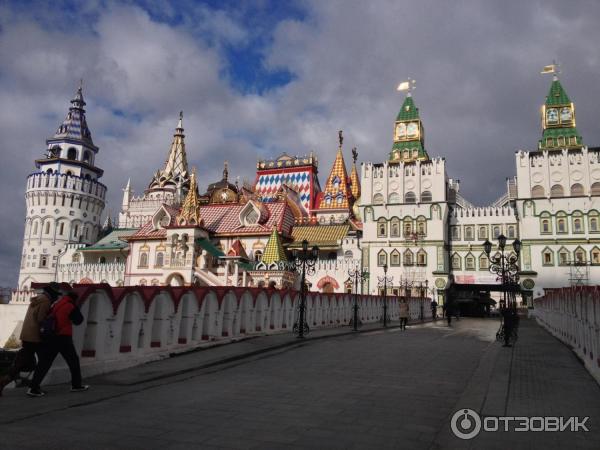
[1,318,599,449]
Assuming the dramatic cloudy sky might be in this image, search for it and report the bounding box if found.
[1,0,599,287]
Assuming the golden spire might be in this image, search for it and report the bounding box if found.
[177,168,203,226]
[262,226,287,264]
[350,147,360,199]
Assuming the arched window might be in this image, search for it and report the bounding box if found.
[592,182,600,196]
[556,214,567,233]
[531,185,545,198]
[590,212,599,232]
[558,248,569,265]
[550,184,564,197]
[571,183,584,196]
[388,192,400,204]
[507,225,516,239]
[59,222,64,235]
[591,247,600,265]
[417,249,427,266]
[465,254,475,270]
[390,250,400,266]
[390,218,400,237]
[372,193,384,205]
[479,254,489,270]
[99,256,106,264]
[67,147,77,160]
[451,253,461,270]
[492,226,501,239]
[377,250,387,266]
[478,226,488,240]
[464,226,474,240]
[404,192,416,203]
[573,215,583,233]
[32,221,38,235]
[82,151,92,164]
[574,247,586,263]
[416,217,427,236]
[44,222,50,234]
[254,250,263,262]
[403,249,414,266]
[542,248,553,266]
[344,250,353,260]
[403,218,413,237]
[421,191,432,202]
[155,252,164,267]
[377,218,387,237]
[139,252,149,268]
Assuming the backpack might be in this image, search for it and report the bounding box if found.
[39,313,57,338]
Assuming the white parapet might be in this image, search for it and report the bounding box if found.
[534,286,600,385]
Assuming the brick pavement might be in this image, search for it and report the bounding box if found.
[1,317,599,449]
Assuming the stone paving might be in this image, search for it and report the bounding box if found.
[0,317,599,449]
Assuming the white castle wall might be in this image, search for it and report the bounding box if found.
[1,285,432,384]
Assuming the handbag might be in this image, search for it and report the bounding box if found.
[69,305,84,325]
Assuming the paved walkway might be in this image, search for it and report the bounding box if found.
[1,318,599,449]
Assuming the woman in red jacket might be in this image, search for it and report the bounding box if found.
[27,291,89,397]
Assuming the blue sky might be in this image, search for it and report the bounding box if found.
[1,0,600,287]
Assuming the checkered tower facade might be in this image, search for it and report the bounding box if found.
[254,155,320,213]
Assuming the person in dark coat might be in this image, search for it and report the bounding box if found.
[27,291,88,397]
[0,283,61,396]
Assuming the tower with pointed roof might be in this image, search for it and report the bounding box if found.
[118,112,191,228]
[261,226,288,265]
[314,131,355,224]
[539,74,583,150]
[389,93,430,163]
[177,169,203,226]
[17,83,107,289]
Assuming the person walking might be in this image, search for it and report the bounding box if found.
[27,291,88,397]
[399,298,409,330]
[445,301,453,326]
[430,299,438,320]
[0,283,61,396]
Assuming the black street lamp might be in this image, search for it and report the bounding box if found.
[377,264,393,327]
[292,239,319,338]
[483,235,521,347]
[347,261,369,331]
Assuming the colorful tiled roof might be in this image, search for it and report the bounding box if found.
[317,132,353,210]
[48,83,95,148]
[288,224,350,248]
[127,204,180,240]
[199,201,295,237]
[177,169,203,226]
[227,240,249,259]
[545,78,571,106]
[350,161,360,199]
[396,95,419,121]
[81,229,136,251]
[262,227,288,264]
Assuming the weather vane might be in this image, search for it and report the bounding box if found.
[352,147,358,163]
[397,78,416,96]
[541,60,561,78]
[338,130,343,147]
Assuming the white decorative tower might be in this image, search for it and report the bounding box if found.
[17,83,106,289]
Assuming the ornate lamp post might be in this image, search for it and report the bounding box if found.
[347,261,369,331]
[377,264,393,327]
[292,239,319,338]
[483,235,521,309]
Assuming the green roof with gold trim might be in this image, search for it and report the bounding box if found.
[539,77,583,151]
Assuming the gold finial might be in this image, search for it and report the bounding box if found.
[338,130,343,147]
[352,147,358,163]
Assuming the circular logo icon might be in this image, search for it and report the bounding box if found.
[450,408,481,440]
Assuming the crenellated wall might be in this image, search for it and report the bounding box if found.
[534,286,600,384]
[4,284,431,384]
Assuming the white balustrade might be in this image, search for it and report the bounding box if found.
[534,287,600,384]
